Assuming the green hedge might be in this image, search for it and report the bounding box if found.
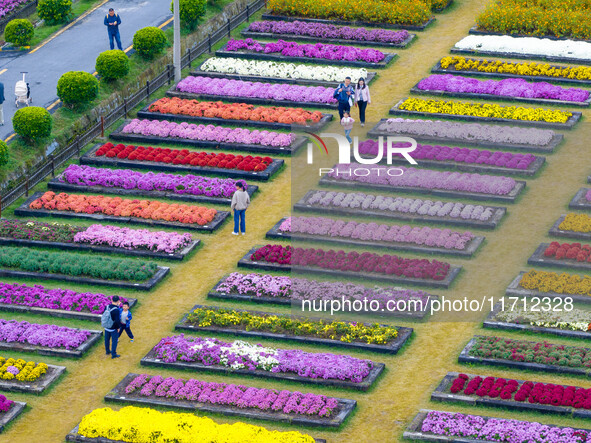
[133,27,167,59]
[0,141,8,166]
[172,0,207,29]
[95,50,130,81]
[57,71,99,108]
[37,0,72,25]
[13,107,52,142]
[4,19,34,46]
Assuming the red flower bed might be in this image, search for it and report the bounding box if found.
[95,143,273,172]
[544,241,591,262]
[251,244,292,264]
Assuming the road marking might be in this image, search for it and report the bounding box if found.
[124,45,133,53]
[47,100,61,111]
[4,134,15,142]
[0,69,6,75]
[158,17,174,29]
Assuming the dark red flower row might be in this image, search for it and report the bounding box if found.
[544,241,591,263]
[251,244,292,264]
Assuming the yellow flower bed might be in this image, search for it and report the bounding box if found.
[440,56,591,81]
[0,357,48,382]
[78,406,316,442]
[519,269,591,296]
[558,213,591,233]
[399,97,571,123]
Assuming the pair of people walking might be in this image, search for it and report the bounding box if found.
[335,76,371,143]
[102,295,134,359]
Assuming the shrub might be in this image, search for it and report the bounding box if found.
[13,107,52,142]
[4,19,34,46]
[37,0,72,25]
[95,50,129,81]
[172,0,207,29]
[133,27,167,59]
[56,71,99,108]
[0,141,8,166]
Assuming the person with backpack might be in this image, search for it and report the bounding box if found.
[334,77,355,120]
[101,296,122,359]
[104,8,122,50]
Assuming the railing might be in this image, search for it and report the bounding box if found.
[0,1,39,35]
[0,0,266,214]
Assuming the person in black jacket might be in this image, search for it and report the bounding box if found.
[104,295,122,359]
[104,8,122,50]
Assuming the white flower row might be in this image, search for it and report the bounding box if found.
[495,307,590,332]
[200,57,369,82]
[192,339,279,371]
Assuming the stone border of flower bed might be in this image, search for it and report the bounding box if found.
[140,347,385,391]
[409,84,591,108]
[80,144,285,182]
[260,13,436,32]
[367,119,563,153]
[0,401,25,434]
[175,304,413,354]
[0,330,102,359]
[569,189,591,211]
[318,175,526,204]
[0,364,66,394]
[240,29,416,49]
[136,103,334,132]
[15,192,229,235]
[547,214,591,241]
[430,60,591,86]
[104,372,356,428]
[214,44,398,69]
[458,335,591,376]
[191,65,378,88]
[527,242,591,272]
[294,190,507,230]
[506,271,591,305]
[0,298,138,324]
[266,217,485,257]
[109,120,308,155]
[389,98,582,129]
[47,175,258,207]
[450,47,591,66]
[431,371,591,419]
[237,247,462,288]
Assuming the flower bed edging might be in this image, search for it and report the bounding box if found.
[506,271,591,305]
[266,217,484,257]
[0,364,65,394]
[569,189,591,211]
[0,330,102,359]
[450,47,591,65]
[0,401,25,434]
[260,13,435,31]
[389,98,582,129]
[175,304,413,354]
[527,242,591,272]
[104,373,356,428]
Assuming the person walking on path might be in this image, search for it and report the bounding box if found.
[118,302,134,342]
[0,82,4,125]
[354,78,371,127]
[231,181,250,235]
[334,77,354,120]
[341,111,355,144]
[104,8,122,50]
[102,295,122,359]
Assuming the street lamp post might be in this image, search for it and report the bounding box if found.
[173,0,181,82]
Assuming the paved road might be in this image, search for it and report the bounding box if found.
[0,0,172,140]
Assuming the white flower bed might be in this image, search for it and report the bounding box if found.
[191,338,279,370]
[495,307,590,332]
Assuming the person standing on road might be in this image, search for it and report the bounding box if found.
[102,295,122,359]
[0,82,4,125]
[231,181,250,236]
[104,8,122,50]
[354,78,371,127]
[334,76,354,120]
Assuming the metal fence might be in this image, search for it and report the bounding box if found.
[0,1,39,35]
[0,0,266,213]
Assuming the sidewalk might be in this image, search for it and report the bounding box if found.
[0,0,172,141]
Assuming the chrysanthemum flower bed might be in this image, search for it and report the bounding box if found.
[0,357,47,382]
[492,305,591,333]
[543,241,591,263]
[516,269,591,296]
[558,213,591,233]
[0,319,94,351]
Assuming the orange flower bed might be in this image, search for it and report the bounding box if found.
[29,192,217,226]
[148,97,324,125]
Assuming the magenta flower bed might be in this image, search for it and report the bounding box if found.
[0,394,13,413]
[0,319,92,350]
[0,0,30,19]
[282,216,474,250]
[251,244,292,264]
[0,281,126,314]
[226,38,386,63]
[153,335,375,383]
[124,373,339,417]
[328,163,517,195]
[247,20,410,44]
[416,74,590,102]
[122,119,295,146]
[358,140,536,170]
[585,189,591,202]
[176,76,336,104]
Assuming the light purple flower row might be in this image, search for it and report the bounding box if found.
[176,76,336,104]
[358,140,536,170]
[0,319,92,350]
[281,216,474,250]
[417,74,590,102]
[306,190,497,221]
[124,374,339,417]
[247,20,410,44]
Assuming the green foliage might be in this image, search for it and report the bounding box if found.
[95,50,130,81]
[57,71,99,108]
[172,0,207,29]
[133,27,167,59]
[0,141,8,166]
[13,107,52,142]
[4,19,34,46]
[37,0,72,25]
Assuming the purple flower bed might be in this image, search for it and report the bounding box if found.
[377,118,555,146]
[226,38,386,63]
[328,163,517,195]
[0,319,92,350]
[61,164,243,198]
[176,76,336,104]
[306,190,497,221]
[247,20,410,44]
[0,281,125,314]
[0,394,13,413]
[0,0,30,19]
[420,410,591,442]
[124,373,339,417]
[358,140,536,170]
[153,335,374,383]
[416,74,590,102]
[282,216,474,250]
[122,119,295,146]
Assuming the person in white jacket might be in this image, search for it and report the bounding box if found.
[354,78,371,127]
[231,181,250,235]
